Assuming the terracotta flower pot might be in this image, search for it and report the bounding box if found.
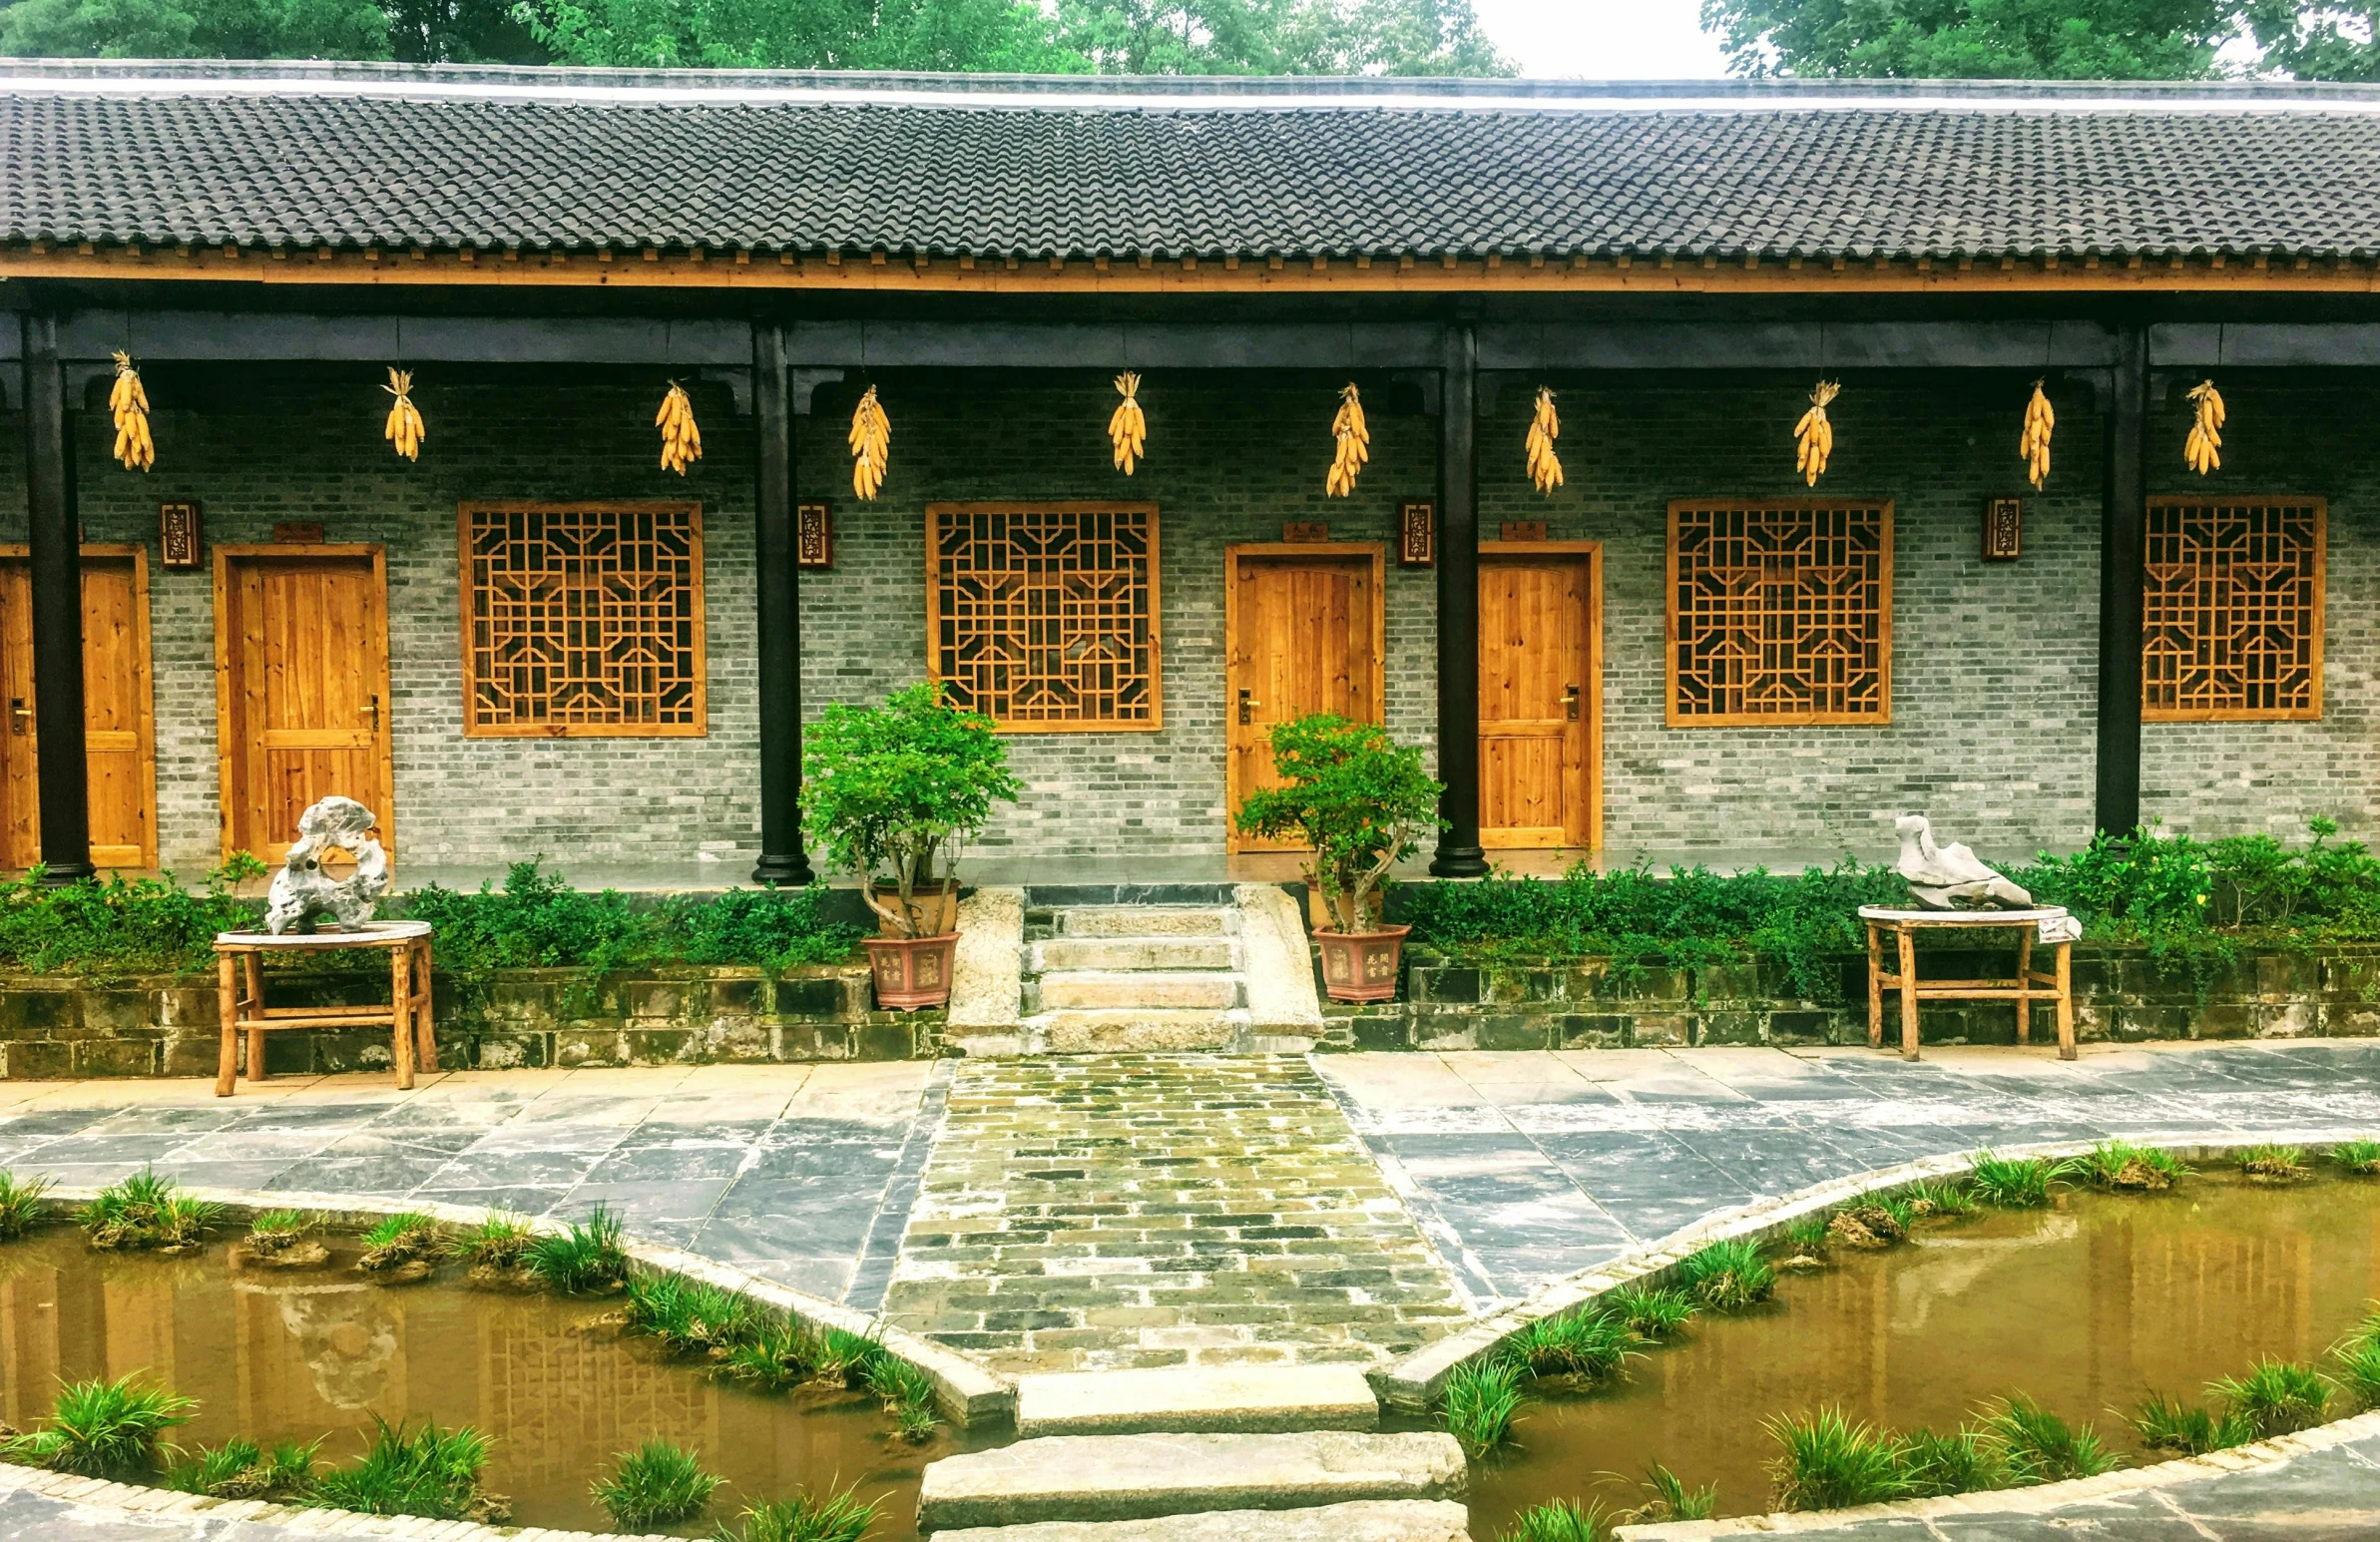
[1315,922,1410,1003]
[865,931,960,1010]
[872,885,958,938]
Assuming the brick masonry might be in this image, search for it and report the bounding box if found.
[0,362,2372,868]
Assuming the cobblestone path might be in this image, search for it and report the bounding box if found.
[878,1054,1467,1374]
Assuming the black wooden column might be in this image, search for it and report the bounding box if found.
[1429,320,1488,877]
[20,314,91,884]
[2094,322,2149,837]
[750,321,814,886]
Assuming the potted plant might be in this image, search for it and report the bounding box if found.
[1233,713,1444,1003]
[801,682,1020,1009]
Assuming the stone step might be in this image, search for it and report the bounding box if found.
[1016,1364,1378,1437]
[1062,907,1237,938]
[917,1431,1466,1531]
[1039,971,1244,1011]
[1032,937,1240,974]
[931,1500,1471,1542]
[1029,1009,1249,1053]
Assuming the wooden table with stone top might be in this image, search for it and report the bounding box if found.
[213,920,434,1095]
[1860,906,2077,1063]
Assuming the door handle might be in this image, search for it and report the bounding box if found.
[1238,690,1260,726]
[6,700,25,737]
[364,694,380,733]
[1562,685,1581,721]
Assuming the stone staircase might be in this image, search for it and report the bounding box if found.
[1022,903,1249,1053]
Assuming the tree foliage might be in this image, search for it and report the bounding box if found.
[1699,0,2243,79]
[1233,712,1443,932]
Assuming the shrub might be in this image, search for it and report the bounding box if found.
[2082,1141,2189,1191]
[714,1486,880,1542]
[2235,1144,2307,1181]
[800,683,1020,938]
[661,884,861,969]
[1765,1407,1910,1510]
[1231,714,1444,932]
[592,1439,722,1530]
[1504,1307,1640,1381]
[3,1373,195,1477]
[1966,1152,2073,1209]
[1979,1395,2118,1483]
[525,1205,627,1293]
[1609,1285,1696,1341]
[165,1436,319,1500]
[0,855,263,976]
[2330,1140,2380,1177]
[2134,1392,2257,1454]
[303,1417,502,1522]
[1676,1239,1774,1309]
[0,1172,51,1240]
[1497,1498,1608,1541]
[1442,1359,1527,1454]
[2208,1358,2332,1437]
[77,1169,219,1252]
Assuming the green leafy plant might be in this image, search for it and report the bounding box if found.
[456,1213,536,1270]
[356,1213,447,1273]
[165,1436,320,1500]
[1497,1497,1608,1541]
[713,1486,880,1542]
[814,1326,887,1383]
[725,1318,835,1391]
[1966,1152,2075,1209]
[77,1169,219,1252]
[3,1373,195,1477]
[862,1352,943,1442]
[1609,1284,1695,1341]
[303,1417,504,1522]
[1782,1215,1831,1253]
[1505,1307,1641,1381]
[525,1204,627,1293]
[2330,1140,2380,1177]
[2330,1308,2380,1407]
[2082,1140,2190,1191]
[2208,1358,2331,1437]
[1231,713,1444,932]
[1896,1425,2002,1497]
[800,682,1020,937]
[1978,1394,2118,1483]
[1676,1238,1774,1309]
[0,1172,51,1241]
[1907,1179,1977,1218]
[1628,1463,1716,1521]
[624,1273,758,1356]
[0,855,264,976]
[1441,1359,1527,1454]
[2134,1392,2257,1455]
[592,1439,723,1530]
[1765,1406,1910,1510]
[660,884,862,969]
[2235,1144,2307,1181]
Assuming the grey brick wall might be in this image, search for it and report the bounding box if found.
[0,361,2371,871]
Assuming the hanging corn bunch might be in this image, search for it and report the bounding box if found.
[849,385,890,499]
[2019,379,2055,490]
[2184,379,2226,475]
[1109,371,1148,474]
[1525,386,1564,494]
[382,367,425,462]
[656,381,703,475]
[1793,378,1840,486]
[107,351,154,472]
[1325,382,1369,497]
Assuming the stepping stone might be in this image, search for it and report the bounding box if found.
[917,1431,1466,1531]
[1016,1364,1380,1436]
[931,1499,1471,1542]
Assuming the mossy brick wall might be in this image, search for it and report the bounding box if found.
[1316,944,2380,1052]
[0,360,2376,866]
[0,962,936,1079]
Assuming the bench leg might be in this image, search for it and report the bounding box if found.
[391,945,416,1091]
[1866,923,1883,1049]
[2056,941,2076,1061]
[215,954,238,1097]
[243,953,266,1083]
[1897,927,1921,1061]
[412,940,437,1074]
[2015,929,2033,1046]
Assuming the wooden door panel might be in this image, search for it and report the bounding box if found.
[0,552,157,870]
[0,566,34,869]
[1226,546,1383,853]
[217,549,392,864]
[1480,551,1600,850]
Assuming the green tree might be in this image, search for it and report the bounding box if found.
[2243,0,2380,78]
[1049,0,1507,74]
[519,0,1081,69]
[386,0,544,61]
[0,0,389,57]
[1697,0,2245,78]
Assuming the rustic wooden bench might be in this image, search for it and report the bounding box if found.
[1858,907,2076,1063]
[213,920,434,1095]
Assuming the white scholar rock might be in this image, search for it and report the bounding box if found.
[1893,813,2034,910]
[264,795,390,934]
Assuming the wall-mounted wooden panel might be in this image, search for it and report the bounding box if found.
[1667,499,1893,727]
[2143,497,2324,722]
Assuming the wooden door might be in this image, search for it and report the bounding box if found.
[0,547,159,870]
[215,547,394,863]
[1479,546,1601,849]
[1225,544,1383,853]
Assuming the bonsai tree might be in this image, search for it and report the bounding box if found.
[1233,713,1444,932]
[801,683,1021,937]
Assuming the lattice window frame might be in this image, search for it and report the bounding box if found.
[457,500,709,739]
[926,501,1164,734]
[1666,498,1894,728]
[2142,496,2326,723]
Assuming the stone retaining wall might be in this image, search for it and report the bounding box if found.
[1318,943,2380,1051]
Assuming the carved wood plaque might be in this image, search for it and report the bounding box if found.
[159,502,202,569]
[1282,522,1329,543]
[1499,520,1549,543]
[796,502,832,569]
[1983,498,2023,560]
[1397,501,1435,567]
[271,522,325,545]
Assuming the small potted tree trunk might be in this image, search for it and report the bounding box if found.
[1233,713,1445,1003]
[802,683,1020,1010]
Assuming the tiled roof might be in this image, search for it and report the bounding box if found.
[6,64,2380,261]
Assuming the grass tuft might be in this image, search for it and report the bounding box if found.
[1676,1238,1774,1309]
[1609,1285,1696,1341]
[1496,1497,1608,1541]
[1896,1426,2002,1497]
[1906,1179,1978,1218]
[525,1204,627,1293]
[724,1319,833,1391]
[248,1209,309,1243]
[1630,1463,1717,1521]
[861,1352,943,1442]
[1442,1359,1527,1454]
[1781,1215,1831,1253]
[2330,1139,2380,1176]
[456,1214,536,1270]
[591,1439,723,1530]
[0,1172,50,1241]
[1966,1152,2075,1209]
[712,1486,880,1542]
[164,1436,319,1500]
[2234,1144,2307,1181]
[2208,1357,2331,1437]
[303,1417,505,1522]
[1978,1394,2119,1484]
[76,1169,219,1252]
[1764,1406,1910,1511]
[2,1373,195,1477]
[1505,1307,1641,1382]
[356,1213,447,1273]
[2134,1392,2257,1455]
[2330,1307,2380,1407]
[2082,1141,2190,1191]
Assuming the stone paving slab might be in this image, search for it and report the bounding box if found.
[1015,1363,1378,1435]
[933,1499,1472,1542]
[881,1055,1468,1373]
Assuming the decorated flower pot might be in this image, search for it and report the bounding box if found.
[865,932,960,1010]
[872,885,959,938]
[1315,922,1410,1003]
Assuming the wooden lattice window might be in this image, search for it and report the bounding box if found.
[459,501,707,737]
[1666,499,1892,726]
[2143,497,2324,721]
[927,502,1161,732]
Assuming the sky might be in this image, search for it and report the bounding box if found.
[1475,0,1734,78]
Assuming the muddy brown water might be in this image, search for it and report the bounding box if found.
[1469,1171,2380,1537]
[0,1231,999,1537]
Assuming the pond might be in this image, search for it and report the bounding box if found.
[1469,1169,2380,1536]
[0,1229,998,1537]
